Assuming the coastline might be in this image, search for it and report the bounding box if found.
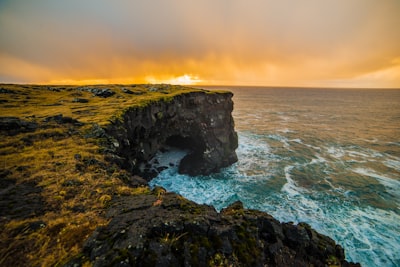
[0,84,359,266]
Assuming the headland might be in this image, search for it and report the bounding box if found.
[0,84,359,266]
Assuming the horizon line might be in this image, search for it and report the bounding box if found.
[1,82,399,90]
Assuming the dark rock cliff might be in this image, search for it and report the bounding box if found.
[78,192,359,267]
[105,91,238,178]
[73,89,359,267]
[1,85,360,266]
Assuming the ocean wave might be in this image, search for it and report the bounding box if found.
[352,167,400,199]
[151,129,400,267]
[384,157,400,172]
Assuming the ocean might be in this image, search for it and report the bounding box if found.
[150,86,400,267]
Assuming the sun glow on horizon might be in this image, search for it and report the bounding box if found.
[25,74,205,86]
[1,1,399,88]
[145,74,203,85]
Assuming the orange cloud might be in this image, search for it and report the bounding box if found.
[1,0,399,88]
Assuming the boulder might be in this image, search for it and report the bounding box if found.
[0,117,38,135]
[72,98,89,103]
[43,114,82,125]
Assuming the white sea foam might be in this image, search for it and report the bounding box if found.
[344,207,400,266]
[151,130,400,267]
[347,150,373,159]
[290,138,303,144]
[353,167,400,199]
[268,134,291,149]
[255,191,400,266]
[327,146,345,159]
[235,133,273,178]
[305,143,321,151]
[310,154,327,164]
[384,157,400,172]
[281,165,308,197]
[149,147,188,167]
[277,128,294,133]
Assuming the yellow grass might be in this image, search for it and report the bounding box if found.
[0,83,218,266]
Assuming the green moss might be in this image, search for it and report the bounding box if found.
[326,255,341,266]
[110,248,132,265]
[152,186,166,199]
[189,243,200,266]
[178,197,204,214]
[156,111,163,120]
[231,224,260,266]
[196,236,211,250]
[208,253,228,267]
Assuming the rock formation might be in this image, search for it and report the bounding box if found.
[0,84,360,266]
[105,91,238,178]
[75,191,359,267]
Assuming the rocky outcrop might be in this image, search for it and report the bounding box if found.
[1,84,360,267]
[0,117,38,135]
[62,87,361,266]
[75,191,359,267]
[105,91,238,178]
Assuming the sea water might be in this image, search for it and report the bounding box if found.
[150,87,400,267]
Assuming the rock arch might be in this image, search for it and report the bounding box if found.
[105,91,238,179]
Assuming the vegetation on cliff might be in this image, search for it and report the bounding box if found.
[0,84,358,266]
[0,84,213,266]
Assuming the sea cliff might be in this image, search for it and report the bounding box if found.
[104,90,238,178]
[0,84,359,266]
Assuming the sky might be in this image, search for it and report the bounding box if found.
[0,0,399,88]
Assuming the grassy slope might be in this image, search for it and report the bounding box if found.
[0,84,224,266]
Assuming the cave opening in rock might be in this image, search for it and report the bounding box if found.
[165,135,196,151]
[146,135,204,178]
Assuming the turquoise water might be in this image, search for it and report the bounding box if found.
[150,87,400,266]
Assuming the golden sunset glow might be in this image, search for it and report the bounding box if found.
[146,74,203,85]
[1,0,400,88]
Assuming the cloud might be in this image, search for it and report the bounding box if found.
[1,0,399,87]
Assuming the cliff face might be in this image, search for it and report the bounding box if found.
[105,91,238,178]
[1,84,359,267]
[80,192,359,267]
[85,89,359,267]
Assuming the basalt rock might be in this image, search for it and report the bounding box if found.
[0,116,38,135]
[43,114,83,126]
[105,91,238,178]
[76,194,360,267]
[64,87,360,267]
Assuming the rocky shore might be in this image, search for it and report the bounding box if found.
[72,193,358,267]
[0,84,360,266]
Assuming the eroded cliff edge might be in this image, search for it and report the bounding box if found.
[79,88,359,267]
[105,91,238,178]
[0,84,359,266]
